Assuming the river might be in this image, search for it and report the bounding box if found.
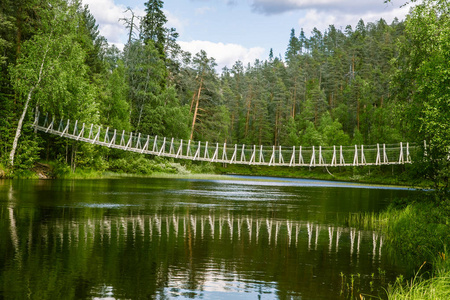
[0,176,415,299]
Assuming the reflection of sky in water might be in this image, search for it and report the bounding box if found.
[186,175,414,190]
[169,187,293,202]
[70,203,139,208]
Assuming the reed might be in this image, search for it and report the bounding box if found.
[386,257,450,300]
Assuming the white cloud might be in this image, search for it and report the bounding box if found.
[195,6,217,15]
[178,40,265,71]
[82,0,185,50]
[82,0,129,47]
[164,9,186,34]
[297,3,412,35]
[251,0,409,15]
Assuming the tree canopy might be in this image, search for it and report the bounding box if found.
[0,0,448,191]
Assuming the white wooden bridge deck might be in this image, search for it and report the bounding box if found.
[32,112,414,167]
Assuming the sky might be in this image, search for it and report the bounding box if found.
[81,0,413,71]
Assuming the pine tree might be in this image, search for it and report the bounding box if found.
[141,0,167,56]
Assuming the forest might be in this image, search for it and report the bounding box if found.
[0,0,449,190]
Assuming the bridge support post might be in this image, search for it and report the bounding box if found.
[310,146,316,167]
[141,135,149,153]
[269,146,275,166]
[279,146,284,164]
[176,139,183,158]
[135,133,141,149]
[406,142,411,163]
[240,144,246,162]
[361,145,366,165]
[186,139,191,157]
[340,145,345,165]
[290,146,295,166]
[152,136,158,152]
[73,120,78,136]
[399,142,404,164]
[109,129,116,147]
[104,127,109,143]
[125,132,132,149]
[159,137,167,156]
[120,130,125,147]
[230,144,237,163]
[204,141,209,159]
[299,146,304,165]
[353,145,359,166]
[193,141,201,160]
[249,145,256,165]
[331,146,337,166]
[259,145,264,163]
[60,120,70,137]
[76,123,85,140]
[88,124,94,140]
[318,146,325,166]
[376,144,381,165]
[169,138,175,154]
[223,143,228,161]
[383,144,388,163]
[92,126,101,144]
[211,143,219,162]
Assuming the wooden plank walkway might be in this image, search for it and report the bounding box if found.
[32,112,414,167]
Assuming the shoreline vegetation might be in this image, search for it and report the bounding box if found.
[347,196,450,299]
[0,156,424,187]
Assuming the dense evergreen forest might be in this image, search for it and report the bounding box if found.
[0,0,448,190]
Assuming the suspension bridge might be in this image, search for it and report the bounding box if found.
[32,111,415,168]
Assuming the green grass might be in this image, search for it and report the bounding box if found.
[346,194,450,300]
[216,163,427,187]
[386,257,450,300]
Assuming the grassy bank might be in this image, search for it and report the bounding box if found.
[216,163,428,187]
[347,194,450,299]
[2,154,427,187]
[386,259,450,300]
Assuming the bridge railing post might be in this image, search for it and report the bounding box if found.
[230,144,237,163]
[310,146,316,167]
[399,142,404,164]
[193,141,201,160]
[269,146,275,166]
[152,136,158,153]
[299,146,304,166]
[239,144,246,162]
[290,146,295,167]
[353,145,359,166]
[259,145,264,163]
[279,146,284,165]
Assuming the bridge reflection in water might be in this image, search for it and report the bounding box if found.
[36,210,383,260]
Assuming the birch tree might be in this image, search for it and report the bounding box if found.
[8,0,96,167]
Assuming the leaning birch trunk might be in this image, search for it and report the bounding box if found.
[8,43,48,167]
[9,87,35,166]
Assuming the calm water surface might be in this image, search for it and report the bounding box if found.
[0,176,415,299]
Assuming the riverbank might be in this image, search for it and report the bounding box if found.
[1,157,428,189]
[347,194,450,299]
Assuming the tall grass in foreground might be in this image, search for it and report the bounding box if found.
[386,255,450,300]
[346,197,450,299]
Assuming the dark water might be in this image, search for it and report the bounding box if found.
[0,176,415,299]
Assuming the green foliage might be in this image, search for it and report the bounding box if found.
[107,155,189,175]
[392,0,450,193]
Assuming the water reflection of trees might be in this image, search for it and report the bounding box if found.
[2,205,386,299]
